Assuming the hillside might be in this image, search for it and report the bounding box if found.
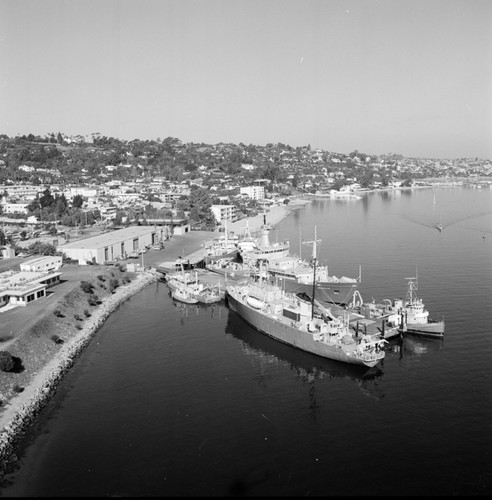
[0,264,136,409]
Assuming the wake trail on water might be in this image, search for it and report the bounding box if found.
[400,208,492,231]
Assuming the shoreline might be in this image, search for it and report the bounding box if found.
[0,270,159,467]
[0,199,308,467]
[226,197,310,235]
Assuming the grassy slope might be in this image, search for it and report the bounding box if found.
[0,264,135,407]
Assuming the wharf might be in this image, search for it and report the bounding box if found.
[323,303,402,341]
[155,235,401,341]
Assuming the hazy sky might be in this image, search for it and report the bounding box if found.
[1,0,491,159]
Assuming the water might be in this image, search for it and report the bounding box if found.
[1,187,491,496]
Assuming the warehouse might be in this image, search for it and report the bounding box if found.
[59,226,166,265]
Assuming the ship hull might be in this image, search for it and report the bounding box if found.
[227,292,379,367]
[403,320,445,337]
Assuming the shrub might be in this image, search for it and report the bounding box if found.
[0,351,15,372]
[13,385,24,393]
[87,294,101,306]
[80,281,95,294]
[51,335,65,345]
[74,314,83,321]
[75,324,83,330]
[84,309,91,318]
[53,309,64,318]
[108,278,120,293]
[97,275,106,282]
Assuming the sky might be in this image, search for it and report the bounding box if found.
[1,0,491,159]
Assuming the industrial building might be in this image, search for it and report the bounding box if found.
[59,226,166,265]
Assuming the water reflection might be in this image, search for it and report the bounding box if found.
[385,334,444,359]
[170,292,224,321]
[225,310,385,402]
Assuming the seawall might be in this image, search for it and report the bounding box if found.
[0,270,159,470]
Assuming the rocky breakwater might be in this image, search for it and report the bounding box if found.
[0,269,160,474]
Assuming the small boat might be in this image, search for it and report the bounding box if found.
[172,286,199,304]
[226,264,386,368]
[206,259,251,279]
[436,215,443,232]
[166,269,201,292]
[195,283,224,304]
[399,276,445,337]
[360,275,445,338]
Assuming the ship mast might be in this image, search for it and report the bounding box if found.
[301,227,321,320]
[311,252,316,320]
[302,226,321,262]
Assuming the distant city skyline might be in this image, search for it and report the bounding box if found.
[1,0,491,160]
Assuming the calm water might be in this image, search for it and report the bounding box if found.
[1,187,491,496]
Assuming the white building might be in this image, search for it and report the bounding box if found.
[210,204,238,224]
[240,185,265,200]
[0,266,62,309]
[20,255,63,272]
[0,202,30,215]
[0,183,47,200]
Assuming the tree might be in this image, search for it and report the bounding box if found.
[39,188,55,208]
[0,351,15,372]
[72,194,84,209]
[187,186,215,225]
[27,241,59,256]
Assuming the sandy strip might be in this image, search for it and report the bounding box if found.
[227,197,310,234]
[0,270,159,465]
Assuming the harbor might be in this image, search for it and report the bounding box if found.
[1,186,489,497]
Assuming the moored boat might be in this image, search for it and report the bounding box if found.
[166,269,201,292]
[265,227,360,306]
[172,286,199,304]
[237,215,290,265]
[399,276,445,337]
[195,283,224,304]
[226,266,386,368]
[206,259,251,279]
[203,219,239,264]
[351,275,445,338]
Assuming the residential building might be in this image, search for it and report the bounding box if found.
[210,204,238,224]
[240,185,265,200]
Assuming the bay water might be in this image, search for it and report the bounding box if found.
[1,187,491,496]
